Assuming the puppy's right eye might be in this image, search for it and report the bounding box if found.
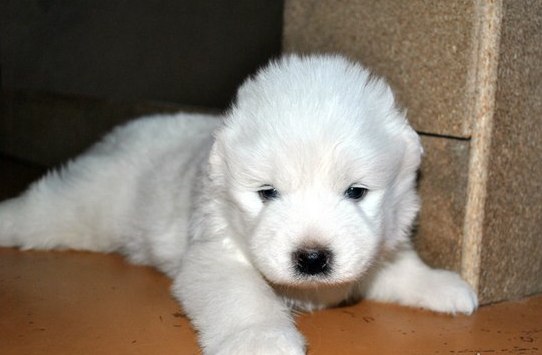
[258,186,279,202]
[345,186,368,200]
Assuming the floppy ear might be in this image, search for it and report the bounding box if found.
[401,122,424,175]
[383,120,424,249]
[208,130,226,185]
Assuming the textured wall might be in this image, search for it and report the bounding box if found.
[416,136,470,272]
[478,0,542,302]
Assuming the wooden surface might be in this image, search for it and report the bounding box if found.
[0,248,540,355]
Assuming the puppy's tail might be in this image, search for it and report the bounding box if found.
[0,167,124,252]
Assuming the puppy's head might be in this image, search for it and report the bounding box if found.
[210,55,422,286]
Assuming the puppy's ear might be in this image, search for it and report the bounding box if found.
[399,115,424,176]
[384,116,423,248]
[208,127,233,187]
[208,133,225,184]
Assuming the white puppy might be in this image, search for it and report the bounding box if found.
[0,55,477,354]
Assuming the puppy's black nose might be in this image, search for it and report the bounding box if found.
[293,248,333,276]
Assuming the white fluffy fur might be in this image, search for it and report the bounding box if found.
[0,55,477,354]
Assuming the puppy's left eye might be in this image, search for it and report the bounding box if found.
[344,186,368,200]
[258,186,279,202]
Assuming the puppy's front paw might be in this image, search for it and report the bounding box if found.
[413,269,478,315]
[208,323,306,355]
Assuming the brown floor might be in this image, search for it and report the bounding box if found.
[1,158,541,354]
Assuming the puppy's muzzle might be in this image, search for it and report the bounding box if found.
[292,248,333,276]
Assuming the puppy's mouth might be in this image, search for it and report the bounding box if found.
[265,269,363,289]
[254,244,373,288]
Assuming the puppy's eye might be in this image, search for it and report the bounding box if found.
[258,186,279,202]
[345,186,368,200]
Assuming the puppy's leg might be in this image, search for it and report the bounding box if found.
[173,241,305,355]
[361,245,478,314]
